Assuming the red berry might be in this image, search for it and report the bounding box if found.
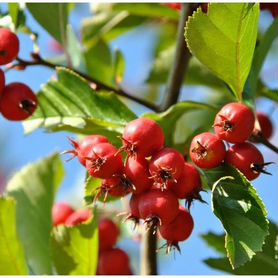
[200,3,208,13]
[225,142,269,181]
[260,3,278,18]
[149,148,184,190]
[0,69,5,94]
[190,132,226,169]
[163,3,181,10]
[52,202,75,227]
[125,157,152,194]
[159,206,194,253]
[0,28,20,65]
[214,102,255,143]
[171,163,202,206]
[127,193,142,225]
[85,143,123,179]
[122,118,165,158]
[0,83,38,121]
[99,218,120,251]
[64,208,92,227]
[256,112,273,140]
[98,248,131,275]
[138,189,179,227]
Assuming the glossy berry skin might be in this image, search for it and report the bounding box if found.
[122,118,165,158]
[98,248,131,275]
[214,102,255,143]
[225,142,264,181]
[99,218,120,251]
[138,189,179,226]
[85,143,123,179]
[64,209,92,227]
[125,157,152,194]
[256,112,273,140]
[260,3,278,18]
[0,28,20,65]
[129,193,142,220]
[172,163,202,200]
[149,148,184,190]
[0,69,5,94]
[159,206,194,247]
[190,132,226,169]
[52,203,75,227]
[0,83,38,121]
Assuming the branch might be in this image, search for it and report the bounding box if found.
[13,55,159,112]
[251,133,278,154]
[160,3,196,111]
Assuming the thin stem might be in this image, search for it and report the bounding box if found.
[251,134,278,154]
[14,56,159,112]
[161,3,195,111]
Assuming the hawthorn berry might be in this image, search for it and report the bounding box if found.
[99,218,120,251]
[163,3,181,10]
[121,118,165,158]
[52,202,75,227]
[190,132,226,169]
[0,28,20,65]
[126,193,142,225]
[149,148,184,190]
[0,69,5,94]
[214,102,255,143]
[125,156,152,194]
[85,142,123,179]
[64,208,92,227]
[225,142,271,181]
[138,189,179,228]
[0,83,38,121]
[159,206,194,253]
[98,248,132,275]
[256,112,273,140]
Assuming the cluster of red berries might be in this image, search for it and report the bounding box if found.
[189,102,273,181]
[66,118,198,252]
[52,203,133,275]
[0,28,38,121]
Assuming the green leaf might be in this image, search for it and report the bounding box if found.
[0,197,28,275]
[51,216,98,275]
[211,165,269,268]
[185,3,260,100]
[7,154,65,274]
[114,49,125,85]
[23,67,136,135]
[27,3,69,45]
[8,3,26,29]
[201,232,226,255]
[203,221,278,274]
[144,101,217,146]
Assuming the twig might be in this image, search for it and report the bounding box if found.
[251,133,278,154]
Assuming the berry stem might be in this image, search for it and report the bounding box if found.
[251,133,278,154]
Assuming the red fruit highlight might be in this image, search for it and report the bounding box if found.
[0,69,5,94]
[138,189,179,227]
[190,132,226,169]
[85,143,123,179]
[0,83,38,121]
[52,203,75,227]
[0,28,20,65]
[159,206,194,253]
[99,218,120,251]
[214,102,255,143]
[64,208,92,227]
[122,118,165,158]
[256,112,273,140]
[125,156,152,194]
[149,148,184,190]
[225,142,270,181]
[98,248,131,275]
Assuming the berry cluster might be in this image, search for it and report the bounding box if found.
[0,28,38,121]
[190,102,273,181]
[52,203,133,275]
[66,118,198,252]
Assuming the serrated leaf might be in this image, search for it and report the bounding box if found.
[51,216,98,275]
[185,3,260,100]
[211,165,269,268]
[7,154,64,274]
[0,197,28,275]
[23,67,136,135]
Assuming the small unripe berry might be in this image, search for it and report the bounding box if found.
[190,132,226,169]
[0,69,5,94]
[52,202,75,227]
[99,218,120,251]
[256,112,273,140]
[64,209,92,227]
[0,28,20,65]
[214,102,255,143]
[122,118,165,158]
[0,83,38,121]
